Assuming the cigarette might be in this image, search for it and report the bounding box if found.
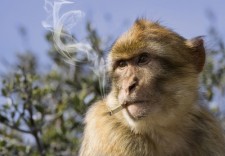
[109,104,125,116]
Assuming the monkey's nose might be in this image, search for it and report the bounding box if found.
[128,82,137,93]
[126,78,138,94]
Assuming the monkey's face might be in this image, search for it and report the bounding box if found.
[107,19,205,125]
[111,52,163,120]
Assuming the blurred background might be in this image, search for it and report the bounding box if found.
[0,0,225,155]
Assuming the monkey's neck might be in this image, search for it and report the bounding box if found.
[120,102,199,135]
[92,101,200,155]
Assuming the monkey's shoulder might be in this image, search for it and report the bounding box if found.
[82,100,132,155]
[84,100,109,123]
[190,106,223,131]
[185,106,225,155]
[84,100,125,131]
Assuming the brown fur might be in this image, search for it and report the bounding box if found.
[79,19,225,156]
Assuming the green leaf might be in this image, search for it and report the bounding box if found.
[1,88,7,97]
[11,112,15,119]
[0,114,8,123]
[0,140,7,146]
[34,105,44,113]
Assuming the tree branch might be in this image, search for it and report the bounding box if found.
[0,122,32,134]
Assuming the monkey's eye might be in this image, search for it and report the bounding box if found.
[117,60,127,68]
[137,53,150,65]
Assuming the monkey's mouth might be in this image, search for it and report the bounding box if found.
[109,100,148,116]
[125,100,148,106]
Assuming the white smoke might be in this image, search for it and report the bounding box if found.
[42,0,106,96]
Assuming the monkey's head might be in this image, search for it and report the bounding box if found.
[106,19,205,132]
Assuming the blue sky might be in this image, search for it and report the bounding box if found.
[0,0,225,68]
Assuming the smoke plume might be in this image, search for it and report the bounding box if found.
[42,0,106,96]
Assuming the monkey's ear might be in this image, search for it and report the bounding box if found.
[186,36,205,73]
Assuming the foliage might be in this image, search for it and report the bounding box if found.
[201,14,225,115]
[0,22,106,156]
[0,20,224,155]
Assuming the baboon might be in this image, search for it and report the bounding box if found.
[79,19,225,156]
